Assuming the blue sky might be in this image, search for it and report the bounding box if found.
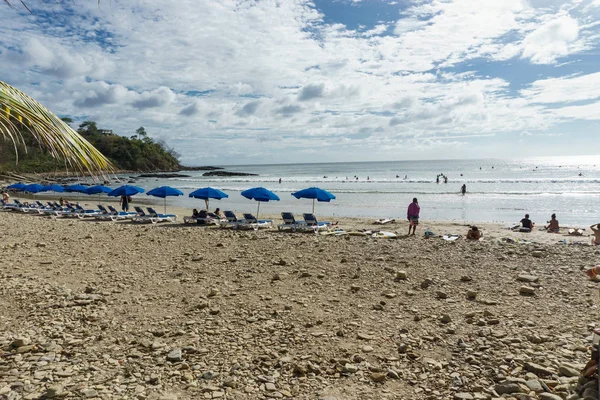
[1,0,600,165]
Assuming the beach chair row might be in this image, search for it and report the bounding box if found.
[183,210,330,232]
[0,200,176,224]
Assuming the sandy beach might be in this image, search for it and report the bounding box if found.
[1,204,599,400]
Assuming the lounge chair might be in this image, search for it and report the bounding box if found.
[277,212,309,231]
[219,211,248,229]
[138,207,177,224]
[12,199,40,213]
[0,199,19,211]
[303,213,331,231]
[183,212,219,225]
[99,205,137,221]
[242,213,273,230]
[73,204,102,218]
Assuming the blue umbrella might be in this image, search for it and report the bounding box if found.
[147,186,183,213]
[292,187,336,213]
[85,185,113,203]
[107,185,145,197]
[23,183,46,193]
[42,184,65,193]
[189,187,229,210]
[7,183,26,191]
[85,185,113,195]
[241,187,280,220]
[65,184,89,193]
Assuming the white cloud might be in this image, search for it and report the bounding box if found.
[521,72,600,103]
[521,15,580,63]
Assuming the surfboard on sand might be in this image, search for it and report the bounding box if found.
[372,231,397,238]
[568,228,584,236]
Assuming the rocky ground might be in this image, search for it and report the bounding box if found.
[1,211,599,400]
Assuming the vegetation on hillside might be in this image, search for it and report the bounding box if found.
[0,119,180,173]
[76,121,180,172]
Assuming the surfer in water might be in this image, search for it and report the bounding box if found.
[461,184,466,195]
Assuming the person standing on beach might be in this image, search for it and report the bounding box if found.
[120,195,130,212]
[461,184,466,195]
[407,198,420,236]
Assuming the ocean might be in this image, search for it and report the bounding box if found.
[125,156,599,226]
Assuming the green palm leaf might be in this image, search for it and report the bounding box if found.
[0,81,114,177]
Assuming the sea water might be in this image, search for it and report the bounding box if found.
[128,156,600,226]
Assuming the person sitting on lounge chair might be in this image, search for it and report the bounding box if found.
[192,209,199,218]
[545,214,559,233]
[208,208,222,219]
[466,226,481,240]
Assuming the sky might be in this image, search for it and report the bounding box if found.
[1,0,600,166]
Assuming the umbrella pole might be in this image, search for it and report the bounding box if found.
[257,201,260,220]
[313,199,315,214]
[164,197,167,214]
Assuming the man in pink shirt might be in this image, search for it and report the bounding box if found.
[407,197,420,236]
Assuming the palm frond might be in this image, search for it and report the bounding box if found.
[0,81,114,178]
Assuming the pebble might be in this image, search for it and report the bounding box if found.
[167,348,183,362]
[519,286,536,296]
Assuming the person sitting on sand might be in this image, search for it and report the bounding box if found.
[590,223,600,245]
[545,214,559,233]
[2,192,9,203]
[519,214,534,232]
[466,226,481,240]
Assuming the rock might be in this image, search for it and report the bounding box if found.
[397,343,408,353]
[81,388,98,398]
[440,314,452,323]
[436,291,448,299]
[532,250,544,258]
[265,382,277,391]
[167,348,183,362]
[525,379,543,392]
[395,271,408,280]
[343,363,359,373]
[524,362,555,377]
[494,382,522,395]
[44,384,64,398]
[466,290,478,299]
[460,275,473,282]
[362,345,374,353]
[420,278,433,289]
[357,332,374,340]
[454,393,474,400]
[10,338,30,347]
[370,372,387,382]
[519,286,535,296]
[387,370,400,379]
[558,364,580,377]
[539,394,563,400]
[517,274,539,283]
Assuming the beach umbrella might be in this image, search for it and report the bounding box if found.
[23,183,45,193]
[292,187,336,213]
[65,184,89,203]
[241,187,280,220]
[7,183,26,191]
[85,185,112,203]
[42,184,65,193]
[146,186,183,214]
[189,187,229,210]
[64,184,89,193]
[107,185,145,197]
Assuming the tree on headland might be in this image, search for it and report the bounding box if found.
[0,81,113,177]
